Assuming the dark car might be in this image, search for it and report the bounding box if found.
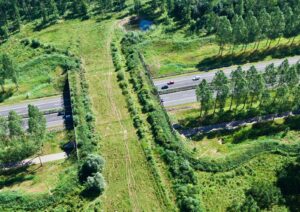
[167,81,175,85]
[161,85,169,89]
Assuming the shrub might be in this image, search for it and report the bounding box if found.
[30,39,41,48]
[85,172,106,196]
[20,38,30,46]
[79,154,105,182]
[246,181,282,209]
[117,71,125,81]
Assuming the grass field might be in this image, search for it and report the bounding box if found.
[0,37,75,104]
[139,32,300,78]
[0,160,69,193]
[42,130,72,155]
[29,17,169,211]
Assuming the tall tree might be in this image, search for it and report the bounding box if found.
[270,7,285,46]
[216,16,232,54]
[196,79,213,117]
[8,111,23,138]
[263,63,277,87]
[245,11,260,48]
[2,54,18,90]
[212,70,229,113]
[28,105,46,140]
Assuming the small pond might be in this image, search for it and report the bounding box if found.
[139,19,153,31]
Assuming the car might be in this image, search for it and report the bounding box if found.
[64,114,72,120]
[192,76,200,81]
[167,81,175,85]
[160,99,165,103]
[161,85,169,89]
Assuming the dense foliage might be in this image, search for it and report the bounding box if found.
[195,60,300,125]
[121,32,203,211]
[0,105,46,165]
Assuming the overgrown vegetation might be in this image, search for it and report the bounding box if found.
[121,32,203,211]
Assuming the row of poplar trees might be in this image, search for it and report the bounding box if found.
[196,59,300,118]
[0,0,126,40]
[134,0,300,48]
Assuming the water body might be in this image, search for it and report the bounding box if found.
[139,20,153,31]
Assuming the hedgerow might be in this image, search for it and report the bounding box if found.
[111,41,174,210]
[120,32,203,211]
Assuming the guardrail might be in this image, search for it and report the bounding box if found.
[158,85,197,95]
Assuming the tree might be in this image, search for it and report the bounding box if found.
[246,182,282,209]
[264,63,277,87]
[212,70,229,113]
[293,84,300,110]
[260,90,272,111]
[270,7,285,46]
[133,0,142,15]
[245,11,260,48]
[283,4,297,43]
[196,79,213,117]
[1,54,18,90]
[0,116,7,140]
[8,110,23,138]
[85,172,106,196]
[230,66,248,110]
[216,16,232,54]
[232,15,248,51]
[274,84,289,111]
[0,25,9,39]
[246,66,264,107]
[285,66,299,88]
[28,105,46,140]
[278,59,290,85]
[258,9,271,46]
[79,154,105,182]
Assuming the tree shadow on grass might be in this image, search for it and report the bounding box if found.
[0,165,38,189]
[196,43,300,71]
[191,115,300,143]
[0,88,14,103]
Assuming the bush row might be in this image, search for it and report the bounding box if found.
[121,32,203,212]
[111,41,173,208]
[68,65,97,159]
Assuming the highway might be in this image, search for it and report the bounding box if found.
[22,113,65,130]
[161,89,196,107]
[0,96,64,117]
[154,56,300,92]
[158,56,300,107]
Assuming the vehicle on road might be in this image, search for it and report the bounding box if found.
[192,76,200,81]
[161,85,169,89]
[64,114,72,120]
[167,81,175,85]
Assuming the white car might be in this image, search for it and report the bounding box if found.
[192,76,200,81]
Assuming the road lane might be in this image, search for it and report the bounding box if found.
[161,89,196,107]
[22,113,65,130]
[0,96,64,117]
[154,56,300,92]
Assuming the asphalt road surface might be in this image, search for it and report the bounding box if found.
[155,56,300,92]
[159,56,300,107]
[0,96,64,117]
[161,89,196,107]
[22,113,65,130]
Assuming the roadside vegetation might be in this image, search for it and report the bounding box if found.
[1,0,300,211]
[173,59,300,128]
